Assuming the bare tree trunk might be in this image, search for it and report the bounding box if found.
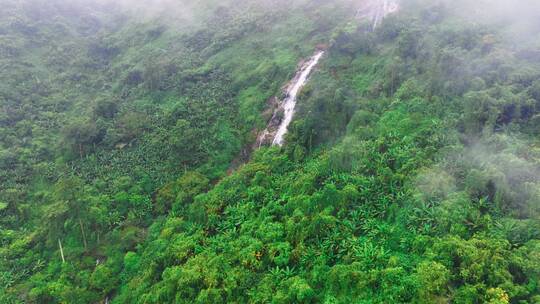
[58,238,65,263]
[79,219,88,250]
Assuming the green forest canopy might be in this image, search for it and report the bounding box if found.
[1,0,540,303]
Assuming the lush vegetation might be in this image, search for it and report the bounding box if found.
[1,0,540,303]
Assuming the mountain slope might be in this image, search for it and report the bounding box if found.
[1,0,540,303]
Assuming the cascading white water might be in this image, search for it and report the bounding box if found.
[256,1,399,148]
[272,50,324,146]
[356,0,399,30]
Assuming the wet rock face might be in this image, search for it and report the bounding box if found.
[254,1,400,149]
[256,50,325,147]
[256,107,284,147]
[256,131,275,147]
[255,97,283,147]
[356,0,399,30]
[271,50,325,146]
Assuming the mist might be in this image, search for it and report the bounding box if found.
[3,0,540,302]
[417,0,540,46]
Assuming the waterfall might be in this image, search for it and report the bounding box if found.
[356,0,399,30]
[256,1,399,148]
[271,50,325,146]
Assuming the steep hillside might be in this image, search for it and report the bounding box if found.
[1,0,540,303]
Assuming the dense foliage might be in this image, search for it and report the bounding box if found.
[1,0,540,303]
